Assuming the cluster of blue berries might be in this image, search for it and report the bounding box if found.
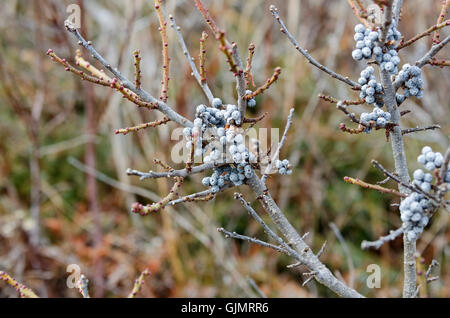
[183,96,265,192]
[417,146,443,172]
[400,192,431,241]
[226,131,256,165]
[203,130,256,191]
[358,66,383,106]
[385,25,402,44]
[400,146,450,241]
[395,64,424,100]
[194,98,242,127]
[194,104,226,128]
[183,99,244,156]
[275,159,292,175]
[352,23,402,76]
[360,107,391,132]
[246,90,256,108]
[202,167,227,193]
[202,163,254,192]
[352,24,379,61]
[412,168,433,193]
[352,24,378,61]
[375,48,400,75]
[184,92,294,193]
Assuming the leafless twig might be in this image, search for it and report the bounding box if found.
[262,108,295,184]
[401,125,441,135]
[269,5,359,89]
[169,15,214,104]
[361,227,404,250]
[329,223,355,288]
[247,277,267,298]
[64,22,192,127]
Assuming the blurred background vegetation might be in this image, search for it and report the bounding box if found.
[0,0,448,297]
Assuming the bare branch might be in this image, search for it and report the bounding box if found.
[169,15,214,104]
[413,285,421,298]
[371,160,441,205]
[245,43,256,89]
[392,0,404,28]
[347,0,370,28]
[154,0,170,102]
[199,31,208,83]
[262,108,295,184]
[234,193,295,255]
[245,67,282,100]
[0,271,39,298]
[246,174,364,298]
[218,227,292,256]
[344,176,407,197]
[167,183,232,206]
[126,162,223,180]
[64,22,192,127]
[318,93,365,106]
[302,275,316,287]
[329,223,355,288]
[425,260,439,279]
[336,102,368,126]
[316,240,327,258]
[131,177,184,215]
[193,0,247,121]
[397,20,449,50]
[231,43,247,124]
[114,117,170,135]
[247,277,267,298]
[361,227,403,250]
[379,71,410,191]
[133,50,142,89]
[433,0,449,43]
[380,0,394,44]
[128,269,151,298]
[428,58,450,67]
[416,35,450,68]
[269,5,359,89]
[401,125,441,135]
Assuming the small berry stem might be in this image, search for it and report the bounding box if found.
[339,123,365,134]
[154,0,170,102]
[397,19,450,50]
[244,67,281,100]
[401,125,441,135]
[199,31,208,83]
[318,94,365,106]
[127,269,151,298]
[133,49,142,89]
[114,117,170,135]
[433,0,449,44]
[245,43,256,89]
[344,176,407,197]
[194,0,220,34]
[131,176,184,215]
[0,271,39,298]
[428,57,450,67]
[347,0,371,28]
